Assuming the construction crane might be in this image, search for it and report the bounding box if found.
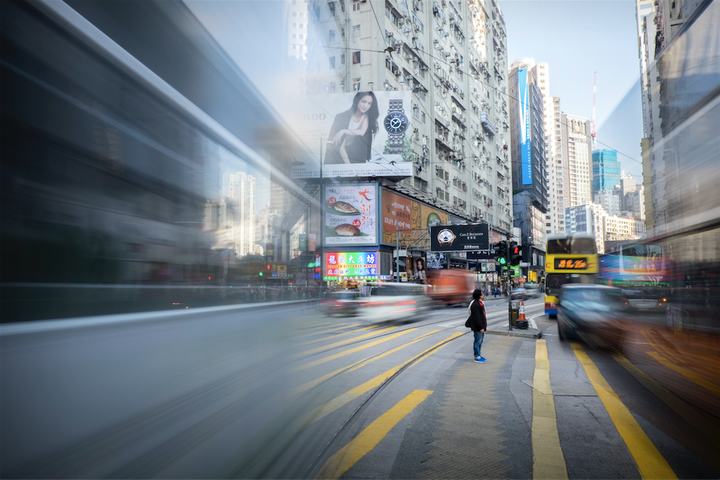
[591,71,597,151]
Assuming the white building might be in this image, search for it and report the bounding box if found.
[301,0,513,233]
[562,114,593,208]
[594,190,620,216]
[565,202,639,253]
[222,172,256,257]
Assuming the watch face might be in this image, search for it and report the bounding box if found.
[437,229,456,245]
[384,112,409,135]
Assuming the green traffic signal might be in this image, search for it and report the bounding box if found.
[259,272,263,276]
[499,256,507,265]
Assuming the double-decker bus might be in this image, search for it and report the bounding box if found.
[545,233,599,317]
[599,241,672,312]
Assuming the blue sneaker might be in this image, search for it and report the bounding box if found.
[474,357,486,363]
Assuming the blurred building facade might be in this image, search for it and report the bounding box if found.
[634,0,720,278]
[565,202,640,253]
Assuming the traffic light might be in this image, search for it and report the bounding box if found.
[510,242,523,266]
[497,241,508,265]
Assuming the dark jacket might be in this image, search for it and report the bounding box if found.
[324,109,373,164]
[468,300,487,332]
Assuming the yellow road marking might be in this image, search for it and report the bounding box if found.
[315,390,432,479]
[294,329,417,372]
[298,323,361,338]
[293,330,441,394]
[572,343,677,480]
[300,325,377,345]
[296,332,463,427]
[646,351,720,396]
[532,340,568,480]
[294,327,396,358]
[613,353,720,453]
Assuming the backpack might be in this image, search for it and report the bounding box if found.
[465,300,474,328]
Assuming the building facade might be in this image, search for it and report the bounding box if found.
[222,172,257,257]
[509,58,548,264]
[591,149,621,194]
[300,0,513,235]
[561,113,593,208]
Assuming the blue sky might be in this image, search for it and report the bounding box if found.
[501,0,645,181]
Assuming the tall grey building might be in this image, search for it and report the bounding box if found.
[509,58,548,274]
[299,0,513,234]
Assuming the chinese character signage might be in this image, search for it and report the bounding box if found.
[553,257,589,270]
[324,251,379,281]
[324,184,378,246]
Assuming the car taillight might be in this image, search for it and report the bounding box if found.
[656,298,667,307]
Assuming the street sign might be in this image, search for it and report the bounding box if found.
[519,262,530,267]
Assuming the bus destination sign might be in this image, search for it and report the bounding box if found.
[553,257,589,270]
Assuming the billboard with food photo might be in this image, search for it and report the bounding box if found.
[324,184,378,246]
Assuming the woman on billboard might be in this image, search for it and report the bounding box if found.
[325,92,379,164]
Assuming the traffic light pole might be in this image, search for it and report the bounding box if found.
[507,247,513,331]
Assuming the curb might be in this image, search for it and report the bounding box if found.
[486,328,542,339]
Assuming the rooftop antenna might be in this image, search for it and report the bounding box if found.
[592,71,597,150]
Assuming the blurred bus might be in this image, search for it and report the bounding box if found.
[599,241,672,312]
[545,233,599,317]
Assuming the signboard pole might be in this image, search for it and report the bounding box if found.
[320,135,324,292]
[507,247,513,331]
[395,220,400,282]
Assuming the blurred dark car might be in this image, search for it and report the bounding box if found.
[557,285,627,349]
[319,291,359,317]
[510,288,528,301]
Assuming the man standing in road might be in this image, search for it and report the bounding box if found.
[468,289,487,363]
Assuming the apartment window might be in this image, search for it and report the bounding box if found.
[292,34,297,39]
[299,34,304,39]
[299,23,304,28]
[421,112,426,123]
[329,56,336,69]
[291,44,297,49]
[352,78,361,91]
[299,12,304,17]
[413,105,420,118]
[329,30,335,42]
[292,12,297,17]
[292,22,297,27]
[353,25,360,37]
[353,0,361,11]
[340,53,345,65]
[352,51,361,64]
[328,1,336,15]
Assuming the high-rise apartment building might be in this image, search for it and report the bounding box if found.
[592,149,621,194]
[301,0,513,234]
[222,172,256,257]
[561,114,593,208]
[550,97,566,233]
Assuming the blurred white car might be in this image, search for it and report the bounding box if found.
[355,283,431,323]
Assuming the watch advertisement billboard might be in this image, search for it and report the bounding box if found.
[289,91,413,179]
[430,223,490,252]
[324,184,378,246]
[324,251,378,281]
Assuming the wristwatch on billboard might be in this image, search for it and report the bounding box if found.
[383,99,409,154]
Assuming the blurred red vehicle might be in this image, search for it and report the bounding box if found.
[427,270,475,306]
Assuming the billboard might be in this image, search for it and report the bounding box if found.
[430,224,490,252]
[290,91,413,179]
[518,68,532,185]
[324,184,378,246]
[324,251,378,281]
[382,190,420,244]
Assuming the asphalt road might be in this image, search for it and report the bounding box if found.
[1,298,718,479]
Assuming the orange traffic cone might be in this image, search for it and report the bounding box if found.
[519,301,526,321]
